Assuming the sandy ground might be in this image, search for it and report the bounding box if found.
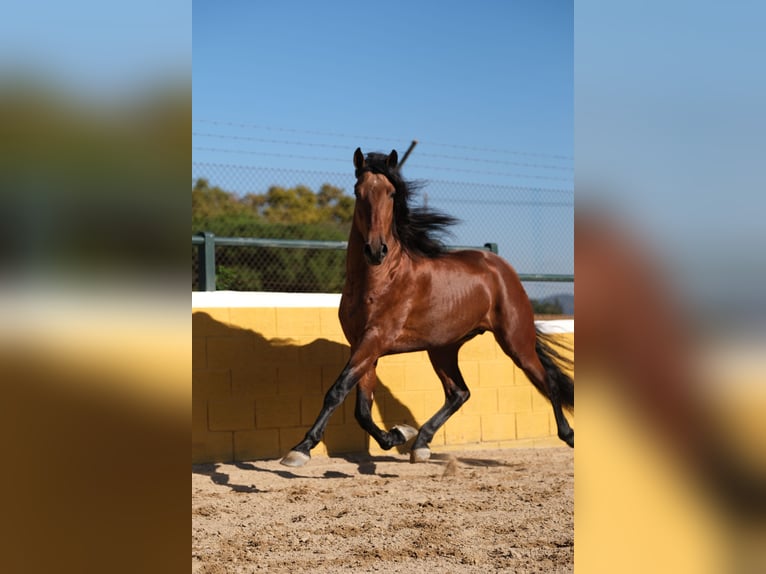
[192,447,573,573]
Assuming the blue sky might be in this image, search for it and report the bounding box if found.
[576,1,766,316]
[1,0,189,95]
[193,1,573,281]
[193,1,572,172]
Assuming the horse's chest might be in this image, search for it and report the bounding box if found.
[340,290,402,332]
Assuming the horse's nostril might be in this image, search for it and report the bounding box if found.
[364,242,386,263]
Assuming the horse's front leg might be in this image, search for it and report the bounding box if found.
[280,359,360,467]
[354,366,418,451]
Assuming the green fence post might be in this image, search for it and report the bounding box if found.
[196,231,216,291]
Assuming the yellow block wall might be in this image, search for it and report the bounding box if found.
[192,306,573,463]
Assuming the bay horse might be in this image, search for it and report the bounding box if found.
[280,148,574,467]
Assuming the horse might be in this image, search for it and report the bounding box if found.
[280,148,574,467]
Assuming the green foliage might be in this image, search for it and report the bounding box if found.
[192,178,352,292]
[530,299,564,315]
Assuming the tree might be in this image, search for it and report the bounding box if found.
[530,299,564,315]
[192,178,353,292]
[192,178,251,221]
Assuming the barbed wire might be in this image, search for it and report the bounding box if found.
[192,162,573,208]
[194,119,398,144]
[193,131,573,172]
[193,118,573,162]
[439,198,573,207]
[194,146,348,164]
[193,147,573,183]
[193,132,350,150]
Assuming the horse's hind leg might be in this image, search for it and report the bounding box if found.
[410,344,470,463]
[521,354,574,447]
[354,367,418,451]
[494,328,574,447]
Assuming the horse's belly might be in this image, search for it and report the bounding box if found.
[392,307,489,352]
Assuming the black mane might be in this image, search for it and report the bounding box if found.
[356,152,458,258]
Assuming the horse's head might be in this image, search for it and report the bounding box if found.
[353,147,398,265]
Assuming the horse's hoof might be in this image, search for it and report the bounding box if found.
[280,450,310,467]
[410,447,431,463]
[392,424,418,443]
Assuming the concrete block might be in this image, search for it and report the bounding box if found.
[478,361,516,388]
[513,365,531,387]
[320,364,345,391]
[190,305,573,463]
[462,388,497,417]
[256,394,301,429]
[498,386,533,414]
[456,361,480,388]
[247,336,286,365]
[234,428,281,461]
[275,308,323,338]
[192,369,231,399]
[323,424,367,456]
[459,333,497,361]
[192,337,206,370]
[516,411,552,439]
[206,336,255,370]
[370,393,385,426]
[383,391,424,426]
[298,338,347,366]
[228,307,277,337]
[318,308,344,337]
[531,387,552,412]
[445,414,482,445]
[192,398,208,434]
[376,363,406,394]
[192,430,233,464]
[278,364,323,395]
[404,362,441,391]
[422,391,447,420]
[265,341,301,365]
[231,367,278,398]
[342,393,357,424]
[430,427,446,447]
[208,397,255,431]
[481,413,517,442]
[192,309,232,336]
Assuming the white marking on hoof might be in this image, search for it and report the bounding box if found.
[410,447,431,463]
[392,424,418,442]
[280,450,310,467]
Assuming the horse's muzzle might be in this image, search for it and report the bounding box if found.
[363,242,388,265]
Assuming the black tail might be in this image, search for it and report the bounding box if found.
[535,328,574,411]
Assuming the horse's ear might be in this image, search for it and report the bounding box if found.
[387,149,398,169]
[353,147,365,170]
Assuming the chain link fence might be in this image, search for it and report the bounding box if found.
[192,162,573,312]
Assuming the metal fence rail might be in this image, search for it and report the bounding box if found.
[192,232,573,295]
